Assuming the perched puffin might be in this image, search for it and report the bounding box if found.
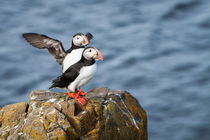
[49,47,103,105]
[22,32,93,72]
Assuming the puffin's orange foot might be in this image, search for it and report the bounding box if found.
[76,97,88,105]
[78,87,88,95]
[79,91,88,96]
[68,92,75,98]
[67,88,75,98]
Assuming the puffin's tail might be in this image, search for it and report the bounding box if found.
[49,85,55,89]
[49,76,66,89]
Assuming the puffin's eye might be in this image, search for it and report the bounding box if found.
[77,37,79,40]
[89,49,92,52]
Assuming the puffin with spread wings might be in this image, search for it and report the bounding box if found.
[22,32,93,69]
[22,32,102,105]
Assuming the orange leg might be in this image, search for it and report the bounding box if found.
[66,88,88,105]
[78,87,88,96]
[74,88,88,105]
[67,88,75,98]
[75,96,88,105]
[75,88,79,98]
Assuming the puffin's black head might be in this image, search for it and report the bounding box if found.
[72,32,94,47]
[83,47,103,61]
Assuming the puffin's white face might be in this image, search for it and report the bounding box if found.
[83,47,103,61]
[72,35,88,46]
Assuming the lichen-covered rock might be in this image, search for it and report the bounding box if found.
[0,102,28,139]
[0,88,147,140]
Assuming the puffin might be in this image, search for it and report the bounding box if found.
[22,32,93,72]
[49,47,103,105]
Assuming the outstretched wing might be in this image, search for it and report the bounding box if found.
[85,32,94,40]
[22,33,66,64]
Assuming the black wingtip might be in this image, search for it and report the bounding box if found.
[22,33,31,41]
[22,33,27,38]
[22,33,36,39]
[86,32,94,41]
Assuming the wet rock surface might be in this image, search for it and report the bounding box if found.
[0,88,147,140]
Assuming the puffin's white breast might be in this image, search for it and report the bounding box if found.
[68,63,97,92]
[62,48,84,73]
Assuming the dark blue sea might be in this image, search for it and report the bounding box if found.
[0,0,210,139]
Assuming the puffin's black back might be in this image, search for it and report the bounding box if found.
[49,54,95,89]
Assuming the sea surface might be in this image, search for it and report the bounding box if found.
[0,0,210,139]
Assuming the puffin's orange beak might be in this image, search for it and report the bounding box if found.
[93,49,103,60]
[81,36,89,46]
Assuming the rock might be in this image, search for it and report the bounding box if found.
[0,88,147,140]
